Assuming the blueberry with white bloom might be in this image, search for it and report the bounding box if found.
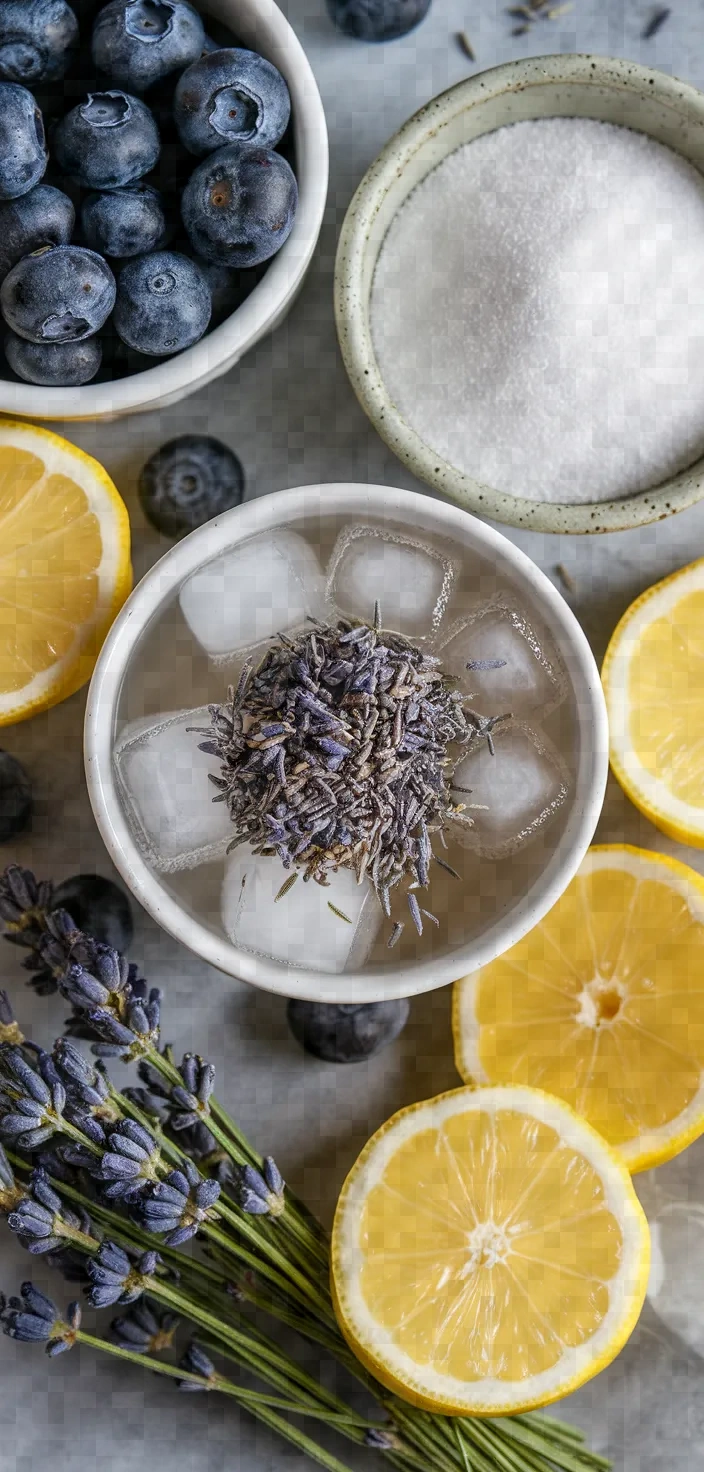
[0,184,75,278]
[0,0,79,84]
[82,183,166,258]
[52,874,134,955]
[92,0,205,92]
[53,91,160,190]
[0,83,47,199]
[174,48,290,155]
[326,0,431,41]
[0,246,116,345]
[138,434,245,536]
[181,144,297,268]
[5,332,103,387]
[113,249,211,355]
[1,1281,81,1355]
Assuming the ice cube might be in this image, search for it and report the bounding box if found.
[114,708,232,872]
[647,1203,704,1357]
[179,529,328,661]
[449,720,569,857]
[221,848,382,973]
[439,600,567,718]
[326,524,456,637]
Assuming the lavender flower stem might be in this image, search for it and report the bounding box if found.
[74,1332,359,1472]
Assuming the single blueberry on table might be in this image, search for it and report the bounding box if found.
[92,0,205,93]
[0,184,75,278]
[4,330,102,386]
[138,434,245,536]
[181,144,297,268]
[0,245,116,344]
[174,48,291,156]
[0,83,47,200]
[52,90,160,190]
[0,749,32,843]
[0,0,79,84]
[81,184,165,257]
[51,873,134,953]
[113,249,210,355]
[326,0,431,40]
[286,1000,410,1063]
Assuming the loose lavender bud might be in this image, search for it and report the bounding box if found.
[111,1300,179,1354]
[140,1158,220,1246]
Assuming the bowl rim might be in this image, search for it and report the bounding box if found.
[84,482,609,1003]
[0,0,329,422]
[334,52,704,535]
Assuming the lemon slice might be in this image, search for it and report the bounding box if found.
[331,1084,648,1416]
[454,845,704,1173]
[0,420,131,726]
[602,558,704,845]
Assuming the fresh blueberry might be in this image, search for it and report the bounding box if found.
[138,433,245,535]
[51,873,134,952]
[326,0,431,40]
[0,0,79,83]
[181,144,297,268]
[0,183,75,278]
[82,184,165,257]
[173,48,290,156]
[113,248,210,355]
[0,83,47,200]
[191,257,250,326]
[1,245,116,343]
[286,1000,410,1063]
[0,749,32,843]
[4,330,102,385]
[92,0,205,93]
[53,90,160,190]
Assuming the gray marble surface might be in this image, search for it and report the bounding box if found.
[3,1,704,1468]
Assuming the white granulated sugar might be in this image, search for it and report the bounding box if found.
[371,119,704,504]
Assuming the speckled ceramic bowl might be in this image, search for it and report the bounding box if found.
[335,54,704,535]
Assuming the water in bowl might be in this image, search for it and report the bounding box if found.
[112,513,578,974]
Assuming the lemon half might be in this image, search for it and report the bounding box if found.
[603,558,704,846]
[0,420,131,726]
[454,845,704,1173]
[331,1084,648,1416]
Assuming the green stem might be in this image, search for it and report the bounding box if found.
[75,1332,357,1472]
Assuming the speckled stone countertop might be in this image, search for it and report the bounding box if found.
[2,2,704,1469]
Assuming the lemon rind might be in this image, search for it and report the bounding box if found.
[0,420,132,726]
[602,558,704,847]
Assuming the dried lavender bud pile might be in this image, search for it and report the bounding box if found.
[196,613,502,943]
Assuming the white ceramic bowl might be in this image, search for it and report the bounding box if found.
[85,483,608,1003]
[0,0,328,422]
[335,55,704,535]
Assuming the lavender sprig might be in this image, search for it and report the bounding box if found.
[7,1168,94,1255]
[111,1299,179,1354]
[1,1282,81,1355]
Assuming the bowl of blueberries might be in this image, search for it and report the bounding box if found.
[0,0,328,418]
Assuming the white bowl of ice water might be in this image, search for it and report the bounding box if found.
[84,484,608,1003]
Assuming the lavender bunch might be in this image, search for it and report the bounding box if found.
[0,866,610,1472]
[194,613,506,941]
